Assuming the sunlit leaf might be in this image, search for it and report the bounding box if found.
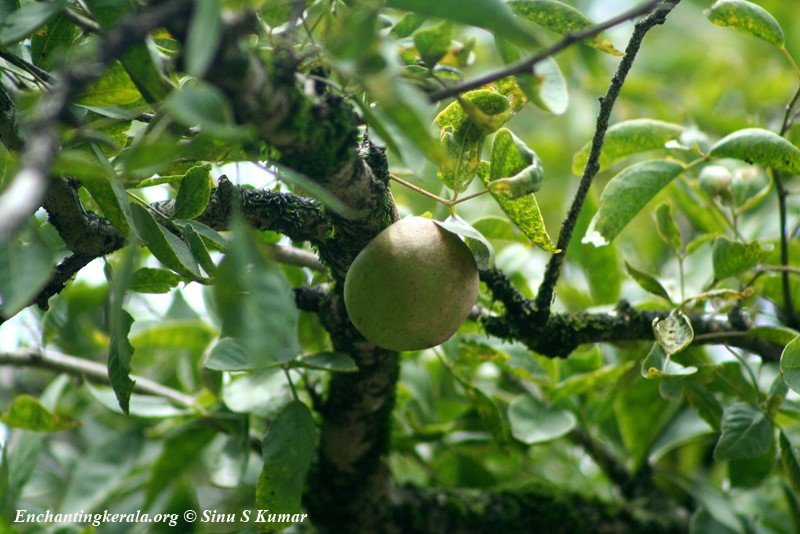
[572,119,684,175]
[508,0,623,55]
[495,38,568,115]
[705,0,784,47]
[433,215,493,270]
[709,128,800,174]
[413,21,451,67]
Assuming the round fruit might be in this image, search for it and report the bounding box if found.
[344,217,479,351]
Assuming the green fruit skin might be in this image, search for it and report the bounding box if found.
[344,217,479,351]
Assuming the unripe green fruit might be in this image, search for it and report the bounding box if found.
[344,217,479,351]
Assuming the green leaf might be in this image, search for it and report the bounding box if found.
[391,12,426,38]
[709,128,800,174]
[653,202,683,253]
[213,216,301,367]
[750,326,799,346]
[625,262,672,303]
[705,0,784,47]
[583,160,684,246]
[713,402,774,461]
[106,246,137,414]
[292,352,358,373]
[712,236,767,281]
[183,224,217,276]
[130,204,203,278]
[550,361,635,400]
[0,395,79,432]
[435,90,511,145]
[386,0,538,48]
[30,12,75,69]
[185,0,222,77]
[257,401,316,531]
[0,222,54,317]
[573,119,684,175]
[413,21,451,67]
[652,310,694,356]
[507,394,576,444]
[641,343,697,379]
[508,0,623,55]
[780,335,800,394]
[205,337,252,371]
[780,431,800,493]
[77,63,141,106]
[684,382,723,432]
[173,164,212,219]
[85,0,172,103]
[130,267,182,294]
[165,83,249,140]
[0,0,65,46]
[489,128,544,198]
[466,386,508,447]
[481,141,557,252]
[434,214,493,270]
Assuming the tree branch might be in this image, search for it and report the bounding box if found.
[428,0,666,102]
[391,483,688,533]
[0,348,195,407]
[0,0,192,241]
[533,0,682,317]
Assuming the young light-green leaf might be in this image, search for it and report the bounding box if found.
[257,401,316,532]
[713,402,774,461]
[495,38,568,115]
[0,395,79,432]
[130,204,203,278]
[434,215,494,270]
[508,0,623,56]
[489,128,544,198]
[572,119,684,175]
[712,236,767,281]
[386,0,538,48]
[583,160,684,246]
[508,394,576,444]
[780,335,800,394]
[705,0,784,47]
[625,262,672,303]
[708,128,800,174]
[173,165,212,220]
[412,21,452,67]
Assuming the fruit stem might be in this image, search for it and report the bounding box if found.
[447,189,491,206]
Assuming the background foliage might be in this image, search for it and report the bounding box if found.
[1,0,800,532]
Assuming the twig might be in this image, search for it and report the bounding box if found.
[0,348,195,407]
[428,0,665,102]
[0,0,191,242]
[532,0,682,317]
[266,244,326,271]
[63,7,102,34]
[0,50,53,84]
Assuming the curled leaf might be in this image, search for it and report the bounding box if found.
[705,0,784,47]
